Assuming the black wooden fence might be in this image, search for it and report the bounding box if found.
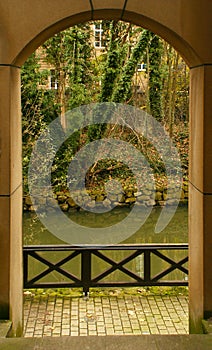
[23,244,188,295]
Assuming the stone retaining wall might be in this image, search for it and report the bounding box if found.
[23,182,188,212]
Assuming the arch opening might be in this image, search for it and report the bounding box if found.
[0,1,211,337]
[22,17,190,334]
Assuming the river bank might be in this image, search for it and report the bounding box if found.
[23,181,188,212]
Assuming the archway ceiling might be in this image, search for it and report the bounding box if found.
[0,0,211,67]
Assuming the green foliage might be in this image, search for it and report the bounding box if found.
[99,21,128,102]
[21,53,59,193]
[112,29,151,103]
[22,21,189,195]
[88,25,150,141]
[42,24,94,112]
[39,25,95,189]
[148,33,163,121]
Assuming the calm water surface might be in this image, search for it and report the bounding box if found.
[23,206,188,284]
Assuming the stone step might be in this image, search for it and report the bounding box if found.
[0,335,211,350]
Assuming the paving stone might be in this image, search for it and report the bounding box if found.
[24,294,189,337]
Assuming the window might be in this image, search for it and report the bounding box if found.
[49,69,58,90]
[137,63,146,72]
[94,22,105,49]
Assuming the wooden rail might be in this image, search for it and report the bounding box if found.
[23,244,188,295]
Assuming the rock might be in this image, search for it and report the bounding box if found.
[125,191,133,198]
[155,191,162,201]
[25,195,33,206]
[56,191,65,196]
[116,202,127,207]
[183,181,188,192]
[158,200,165,206]
[134,191,142,197]
[47,197,57,207]
[77,195,82,202]
[125,197,136,203]
[166,199,179,206]
[87,200,96,209]
[29,205,37,212]
[118,194,125,203]
[60,203,69,212]
[146,183,154,191]
[184,191,188,199]
[89,193,96,200]
[23,204,29,211]
[143,190,152,196]
[108,195,118,202]
[136,201,147,207]
[67,197,76,207]
[96,195,105,202]
[103,198,111,207]
[57,195,67,203]
[34,196,46,205]
[137,195,149,201]
[163,193,167,201]
[145,199,155,207]
[180,191,185,200]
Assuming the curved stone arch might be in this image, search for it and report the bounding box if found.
[14,9,199,68]
[0,0,211,337]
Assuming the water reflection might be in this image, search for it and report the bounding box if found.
[23,205,188,245]
[23,206,188,284]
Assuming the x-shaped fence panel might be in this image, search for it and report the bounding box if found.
[23,244,188,294]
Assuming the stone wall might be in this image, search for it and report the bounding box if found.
[23,182,188,212]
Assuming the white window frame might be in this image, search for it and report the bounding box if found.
[49,69,58,90]
[137,63,146,72]
[94,22,105,49]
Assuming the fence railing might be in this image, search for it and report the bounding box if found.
[23,244,188,295]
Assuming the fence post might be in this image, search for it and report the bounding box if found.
[81,250,91,296]
[144,250,151,283]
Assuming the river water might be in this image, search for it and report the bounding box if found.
[23,205,188,284]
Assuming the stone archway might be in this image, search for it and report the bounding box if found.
[0,0,211,336]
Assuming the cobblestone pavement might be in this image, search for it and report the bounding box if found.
[24,294,188,337]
